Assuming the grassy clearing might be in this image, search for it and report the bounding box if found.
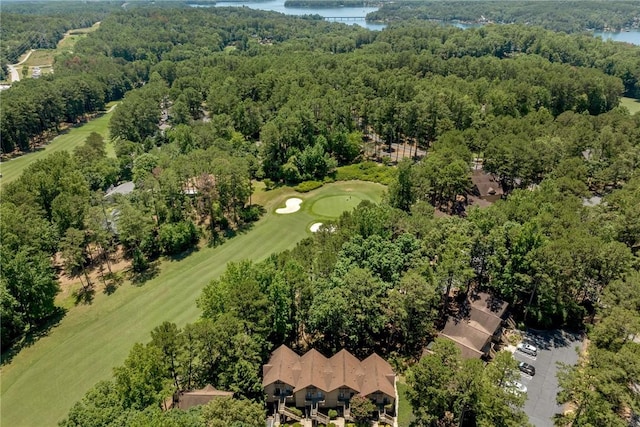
[397,380,416,427]
[23,50,56,67]
[335,161,396,185]
[621,96,640,115]
[0,104,117,188]
[0,181,385,427]
[23,23,100,68]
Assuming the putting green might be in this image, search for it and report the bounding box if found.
[310,195,363,217]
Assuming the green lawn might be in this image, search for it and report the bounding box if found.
[621,96,640,115]
[23,23,100,68]
[397,380,416,427]
[0,105,116,188]
[0,181,385,427]
[309,194,364,217]
[22,50,56,67]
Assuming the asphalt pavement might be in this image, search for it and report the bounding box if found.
[513,329,584,427]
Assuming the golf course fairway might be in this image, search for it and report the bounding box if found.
[0,104,116,189]
[0,181,385,427]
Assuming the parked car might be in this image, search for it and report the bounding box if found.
[505,380,528,395]
[518,362,536,376]
[517,342,538,356]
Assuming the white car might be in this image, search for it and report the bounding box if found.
[517,342,537,356]
[505,381,528,394]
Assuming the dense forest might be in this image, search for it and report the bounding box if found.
[4,10,640,155]
[1,4,639,427]
[368,1,640,33]
[0,2,123,80]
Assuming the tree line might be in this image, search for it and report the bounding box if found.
[555,271,640,426]
[368,1,640,33]
[4,7,640,158]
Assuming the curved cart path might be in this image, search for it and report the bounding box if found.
[8,49,35,82]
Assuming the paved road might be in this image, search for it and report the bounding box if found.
[514,329,583,427]
[7,49,35,83]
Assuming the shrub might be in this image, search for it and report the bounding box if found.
[239,205,265,223]
[328,409,338,419]
[327,423,337,427]
[294,180,323,192]
[334,161,395,185]
[263,178,274,190]
[158,220,199,255]
[131,249,149,273]
[289,407,303,417]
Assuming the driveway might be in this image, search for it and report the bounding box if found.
[513,329,584,427]
[7,49,34,83]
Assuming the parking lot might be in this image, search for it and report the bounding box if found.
[513,329,584,427]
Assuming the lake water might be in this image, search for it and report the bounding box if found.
[593,30,640,45]
[206,0,386,30]
[194,1,640,44]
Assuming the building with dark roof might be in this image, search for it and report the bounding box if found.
[165,384,233,410]
[439,291,509,359]
[471,169,504,202]
[263,345,395,422]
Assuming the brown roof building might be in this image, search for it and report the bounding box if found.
[263,345,395,416]
[183,173,216,196]
[165,384,234,410]
[439,292,508,359]
[471,169,504,202]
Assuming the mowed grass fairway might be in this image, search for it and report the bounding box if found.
[0,104,116,188]
[621,96,640,115]
[23,22,101,68]
[0,181,385,427]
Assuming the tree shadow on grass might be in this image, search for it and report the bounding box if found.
[1,306,67,366]
[206,211,263,248]
[73,285,95,305]
[221,207,264,240]
[103,272,125,295]
[127,261,160,286]
[167,245,199,262]
[222,222,256,239]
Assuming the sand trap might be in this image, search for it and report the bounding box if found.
[310,222,323,232]
[309,222,336,233]
[276,198,302,214]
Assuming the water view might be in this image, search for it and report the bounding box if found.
[211,0,386,30]
[594,30,640,45]
[199,1,640,44]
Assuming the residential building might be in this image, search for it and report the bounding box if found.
[440,291,509,359]
[471,169,504,202]
[263,345,395,423]
[165,384,233,410]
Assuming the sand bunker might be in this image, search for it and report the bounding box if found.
[275,198,302,214]
[309,222,336,233]
[309,222,323,232]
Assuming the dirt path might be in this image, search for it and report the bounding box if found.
[7,49,35,82]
